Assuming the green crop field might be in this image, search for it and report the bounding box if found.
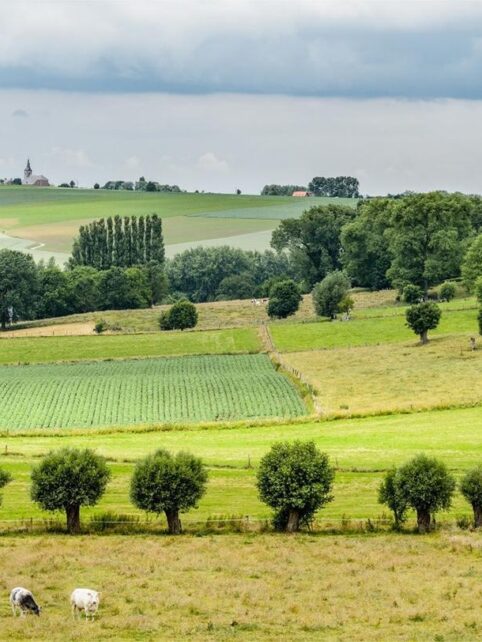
[0,354,305,430]
[0,327,261,364]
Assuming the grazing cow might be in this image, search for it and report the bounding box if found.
[10,587,41,617]
[71,588,100,619]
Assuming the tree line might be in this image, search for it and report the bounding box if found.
[71,214,165,269]
[1,441,481,535]
[261,176,359,197]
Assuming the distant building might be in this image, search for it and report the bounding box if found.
[23,159,50,186]
[292,190,312,197]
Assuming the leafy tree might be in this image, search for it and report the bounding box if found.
[0,468,11,507]
[403,283,423,304]
[0,249,39,329]
[439,281,456,302]
[396,454,456,533]
[267,279,302,319]
[31,448,110,533]
[130,449,207,534]
[144,261,168,306]
[461,234,482,292]
[341,199,392,290]
[94,183,100,189]
[261,184,307,196]
[387,192,473,295]
[65,266,101,313]
[308,176,359,198]
[271,205,355,288]
[378,469,408,530]
[216,273,256,301]
[256,441,335,532]
[99,267,150,310]
[406,301,441,344]
[312,271,351,319]
[460,466,482,528]
[160,300,198,331]
[37,263,70,318]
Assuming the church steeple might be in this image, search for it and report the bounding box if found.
[24,159,32,181]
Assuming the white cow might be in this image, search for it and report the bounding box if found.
[10,587,41,617]
[71,588,100,619]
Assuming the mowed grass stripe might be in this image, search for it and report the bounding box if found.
[0,327,261,364]
[0,354,306,430]
[270,308,477,351]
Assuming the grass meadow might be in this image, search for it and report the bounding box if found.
[0,327,261,364]
[1,533,482,641]
[1,406,481,523]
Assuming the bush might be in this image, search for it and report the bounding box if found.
[267,279,302,319]
[256,441,335,532]
[378,468,408,530]
[130,449,207,534]
[159,300,198,331]
[460,466,482,528]
[0,467,11,507]
[439,281,456,302]
[94,319,108,334]
[396,454,456,533]
[31,448,111,533]
[312,271,351,319]
[403,283,423,304]
[406,301,441,344]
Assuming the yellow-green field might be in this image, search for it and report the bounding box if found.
[1,533,482,641]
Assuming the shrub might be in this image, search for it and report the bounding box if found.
[460,466,482,528]
[130,449,207,534]
[0,467,11,507]
[378,468,408,530]
[396,454,456,533]
[160,300,198,331]
[406,301,441,344]
[256,441,335,532]
[31,448,111,534]
[403,283,423,304]
[439,281,456,302]
[94,319,108,334]
[312,271,351,319]
[267,279,302,319]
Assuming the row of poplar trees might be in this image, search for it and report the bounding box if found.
[70,214,164,269]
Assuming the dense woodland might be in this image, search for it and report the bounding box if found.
[1,191,482,327]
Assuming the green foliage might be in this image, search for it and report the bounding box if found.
[341,199,391,290]
[31,448,110,532]
[0,467,12,507]
[439,281,457,302]
[267,279,301,319]
[216,273,256,301]
[256,441,335,532]
[312,271,351,319]
[405,301,441,344]
[308,176,359,198]
[461,234,482,292]
[261,184,307,196]
[396,454,456,532]
[378,469,408,529]
[99,267,150,310]
[94,319,108,334]
[460,466,482,527]
[403,283,423,304]
[37,263,71,318]
[478,306,482,336]
[130,449,207,533]
[65,266,101,313]
[475,276,482,304]
[0,249,39,328]
[160,300,198,331]
[271,204,355,288]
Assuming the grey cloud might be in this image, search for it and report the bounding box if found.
[11,108,28,118]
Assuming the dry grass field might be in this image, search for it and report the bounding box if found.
[283,334,482,416]
[1,533,482,641]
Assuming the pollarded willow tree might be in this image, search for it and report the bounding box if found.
[460,466,482,528]
[0,467,11,508]
[130,450,207,534]
[31,449,111,534]
[406,301,441,344]
[256,441,335,532]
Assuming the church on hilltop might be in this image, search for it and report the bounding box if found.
[23,159,50,186]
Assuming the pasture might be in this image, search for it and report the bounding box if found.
[0,327,261,364]
[0,354,306,430]
[1,406,481,522]
[1,533,482,641]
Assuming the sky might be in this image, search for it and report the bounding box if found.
[1,0,482,194]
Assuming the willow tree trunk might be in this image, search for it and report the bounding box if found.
[416,509,431,533]
[286,509,301,533]
[420,330,429,345]
[166,510,182,534]
[66,505,81,534]
[473,505,482,528]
